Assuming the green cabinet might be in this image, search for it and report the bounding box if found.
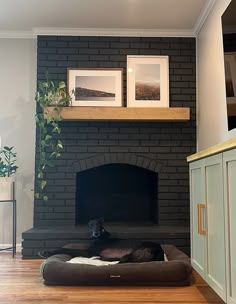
[223,150,236,304]
[190,154,226,301]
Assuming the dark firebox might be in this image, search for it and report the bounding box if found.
[76,164,158,224]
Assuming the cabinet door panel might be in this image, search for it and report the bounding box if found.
[205,154,226,301]
[190,160,206,278]
[223,150,236,304]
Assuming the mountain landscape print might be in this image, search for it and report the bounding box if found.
[135,64,160,100]
[75,76,116,101]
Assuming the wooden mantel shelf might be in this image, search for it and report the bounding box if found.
[45,106,190,121]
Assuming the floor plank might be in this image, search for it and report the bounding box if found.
[0,252,225,304]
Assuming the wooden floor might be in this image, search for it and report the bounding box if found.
[0,252,225,304]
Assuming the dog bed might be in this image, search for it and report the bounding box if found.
[40,244,192,286]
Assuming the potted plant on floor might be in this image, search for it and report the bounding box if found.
[0,146,18,200]
[35,77,73,201]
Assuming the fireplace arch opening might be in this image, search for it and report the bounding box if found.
[76,163,158,224]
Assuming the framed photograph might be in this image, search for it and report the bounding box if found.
[127,55,169,108]
[68,68,123,107]
[224,52,236,104]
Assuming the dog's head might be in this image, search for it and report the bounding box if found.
[88,218,110,239]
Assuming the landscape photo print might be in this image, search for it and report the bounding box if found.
[127,56,169,107]
[68,68,123,106]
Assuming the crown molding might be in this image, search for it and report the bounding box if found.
[0,27,195,39]
[33,27,195,37]
[193,0,216,36]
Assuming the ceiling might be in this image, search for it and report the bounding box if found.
[0,0,216,38]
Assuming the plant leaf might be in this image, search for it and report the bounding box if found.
[40,180,47,190]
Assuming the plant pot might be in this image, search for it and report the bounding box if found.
[0,177,14,200]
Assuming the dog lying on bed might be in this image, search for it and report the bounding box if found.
[39,218,164,263]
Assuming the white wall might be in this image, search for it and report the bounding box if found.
[197,0,235,151]
[0,38,36,245]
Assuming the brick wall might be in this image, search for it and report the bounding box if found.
[34,36,196,228]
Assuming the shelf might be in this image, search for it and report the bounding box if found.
[44,106,190,121]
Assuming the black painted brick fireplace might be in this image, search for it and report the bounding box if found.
[22,35,196,258]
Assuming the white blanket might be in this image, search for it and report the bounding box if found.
[67,254,168,266]
[67,256,120,266]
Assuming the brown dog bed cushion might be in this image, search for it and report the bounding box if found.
[40,245,192,286]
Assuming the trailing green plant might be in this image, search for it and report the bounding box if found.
[35,78,73,201]
[0,146,18,177]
